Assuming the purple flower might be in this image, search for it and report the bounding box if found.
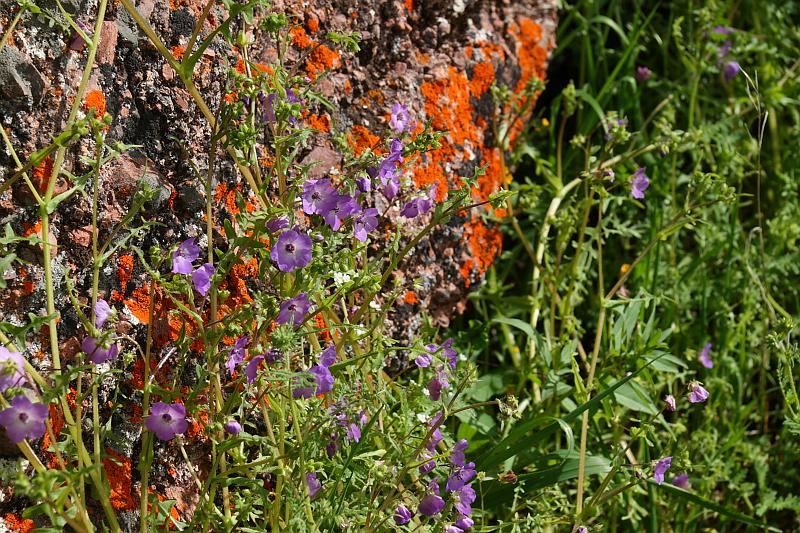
[455,517,474,530]
[672,473,690,489]
[630,167,650,199]
[401,197,433,219]
[653,456,672,485]
[270,229,312,272]
[712,25,734,35]
[94,299,113,329]
[718,40,733,60]
[390,102,413,133]
[577,528,588,533]
[265,348,284,364]
[688,381,709,403]
[724,61,740,81]
[145,402,188,441]
[699,342,713,369]
[81,336,120,364]
[418,494,445,516]
[428,375,444,400]
[302,179,337,215]
[310,364,334,395]
[224,420,242,435]
[445,526,464,533]
[450,439,468,467]
[276,293,312,325]
[0,347,28,392]
[0,395,48,443]
[446,462,476,492]
[306,472,322,498]
[635,66,652,83]
[319,345,336,367]
[665,394,676,412]
[323,194,360,231]
[346,422,361,442]
[415,350,432,368]
[265,216,289,233]
[226,336,249,374]
[172,238,200,275]
[453,484,476,516]
[380,176,400,200]
[394,505,413,525]
[245,355,265,384]
[261,92,276,124]
[353,208,379,242]
[192,263,215,296]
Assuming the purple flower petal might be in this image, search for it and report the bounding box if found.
[394,505,413,525]
[672,473,690,489]
[653,456,672,485]
[0,347,28,392]
[699,342,714,369]
[172,238,200,275]
[94,298,113,329]
[223,420,242,435]
[688,382,709,403]
[270,229,312,272]
[81,336,120,364]
[630,167,650,199]
[192,263,215,296]
[418,494,445,516]
[664,394,676,412]
[145,402,188,441]
[390,102,413,134]
[245,355,265,384]
[0,395,48,443]
[277,293,312,326]
[306,472,322,498]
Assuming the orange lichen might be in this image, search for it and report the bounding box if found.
[17,267,34,297]
[306,113,330,132]
[290,26,312,48]
[305,44,339,80]
[403,291,419,304]
[223,91,237,104]
[170,45,185,60]
[462,215,502,284]
[469,61,495,96]
[214,182,256,216]
[306,16,320,33]
[84,89,106,116]
[313,313,331,342]
[404,0,413,11]
[117,254,134,293]
[512,18,548,93]
[103,448,138,511]
[31,155,53,194]
[187,410,209,440]
[21,219,41,238]
[125,285,152,324]
[3,514,34,533]
[348,125,381,157]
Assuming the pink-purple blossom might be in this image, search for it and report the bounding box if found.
[394,505,413,525]
[401,197,433,219]
[699,342,714,369]
[145,402,188,441]
[245,355,264,384]
[270,229,312,272]
[224,420,242,435]
[277,293,312,326]
[192,263,215,296]
[94,298,113,329]
[0,347,28,392]
[172,238,200,275]
[302,179,337,216]
[353,208,379,242]
[226,336,250,374]
[635,66,652,82]
[390,102,413,133]
[323,194,360,231]
[81,336,120,364]
[0,395,48,443]
[306,472,322,498]
[630,167,650,199]
[665,394,676,412]
[688,381,709,403]
[724,61,740,81]
[672,473,690,489]
[653,456,672,485]
[418,493,445,516]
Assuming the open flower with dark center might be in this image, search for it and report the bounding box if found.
[172,238,200,275]
[145,402,188,441]
[277,293,312,325]
[323,194,360,231]
[81,336,120,364]
[302,179,337,215]
[0,395,48,443]
[270,229,312,272]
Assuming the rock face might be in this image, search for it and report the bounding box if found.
[0,0,555,524]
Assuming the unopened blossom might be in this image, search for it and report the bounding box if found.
[81,336,120,364]
[724,61,740,81]
[665,394,676,412]
[353,208,379,242]
[630,167,650,199]
[635,66,652,82]
[245,355,264,384]
[672,473,690,489]
[172,238,200,275]
[0,395,48,443]
[277,293,312,325]
[306,472,322,498]
[418,494,445,516]
[145,402,188,441]
[698,342,714,369]
[223,420,242,435]
[226,336,250,374]
[394,505,413,525]
[265,216,289,233]
[688,381,709,403]
[94,299,113,329]
[0,347,28,391]
[270,229,312,272]
[653,456,672,485]
[445,526,464,533]
[192,263,215,296]
[302,179,337,215]
[390,102,412,133]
